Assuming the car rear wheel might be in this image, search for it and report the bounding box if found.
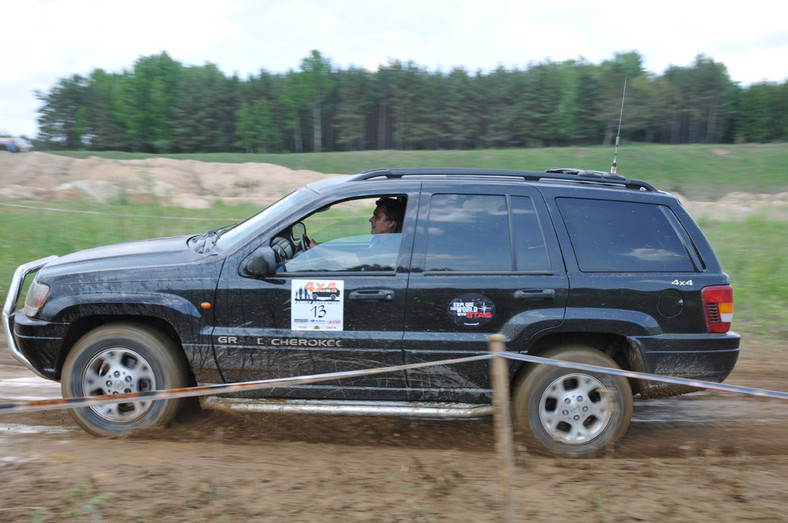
[61,323,189,436]
[512,345,633,457]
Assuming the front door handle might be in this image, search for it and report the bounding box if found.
[514,289,556,300]
[349,289,395,301]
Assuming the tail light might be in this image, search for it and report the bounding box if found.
[701,285,733,333]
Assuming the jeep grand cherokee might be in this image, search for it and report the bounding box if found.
[3,168,740,457]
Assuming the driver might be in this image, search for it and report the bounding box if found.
[369,197,405,234]
[304,197,405,249]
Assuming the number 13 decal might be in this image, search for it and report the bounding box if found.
[291,279,344,330]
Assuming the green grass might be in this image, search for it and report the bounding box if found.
[52,143,788,199]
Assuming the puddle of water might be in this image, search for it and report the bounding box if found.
[0,423,70,435]
[0,375,62,401]
[0,456,34,463]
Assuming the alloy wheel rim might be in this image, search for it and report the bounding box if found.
[82,347,156,422]
[538,372,614,444]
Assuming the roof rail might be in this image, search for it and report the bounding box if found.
[351,168,656,192]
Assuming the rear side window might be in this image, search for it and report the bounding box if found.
[557,198,697,272]
[423,194,551,272]
[425,194,510,271]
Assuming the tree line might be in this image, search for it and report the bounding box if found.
[35,50,788,153]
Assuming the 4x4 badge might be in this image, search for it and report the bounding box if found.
[448,294,495,327]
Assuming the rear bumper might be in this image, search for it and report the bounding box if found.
[628,331,741,398]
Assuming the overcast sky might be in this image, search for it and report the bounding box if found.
[3,0,787,138]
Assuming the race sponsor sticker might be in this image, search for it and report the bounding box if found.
[448,293,495,327]
[291,279,344,330]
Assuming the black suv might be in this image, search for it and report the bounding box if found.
[3,168,740,457]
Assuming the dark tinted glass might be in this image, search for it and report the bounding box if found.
[425,194,511,271]
[511,196,550,272]
[557,198,695,272]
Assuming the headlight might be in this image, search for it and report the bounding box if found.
[23,280,50,318]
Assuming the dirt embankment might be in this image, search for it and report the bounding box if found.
[0,152,332,209]
[1,152,787,220]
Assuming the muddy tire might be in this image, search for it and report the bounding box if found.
[61,323,188,437]
[512,345,633,458]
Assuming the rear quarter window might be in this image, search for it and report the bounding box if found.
[557,197,697,272]
[512,196,551,272]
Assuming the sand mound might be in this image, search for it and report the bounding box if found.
[0,151,333,208]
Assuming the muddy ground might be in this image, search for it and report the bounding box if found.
[1,342,787,522]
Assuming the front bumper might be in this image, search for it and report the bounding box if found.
[9,312,68,379]
[2,256,59,379]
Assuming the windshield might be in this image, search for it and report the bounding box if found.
[214,188,315,251]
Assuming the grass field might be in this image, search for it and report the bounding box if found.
[4,144,787,339]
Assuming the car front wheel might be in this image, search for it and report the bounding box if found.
[61,323,189,436]
[512,345,633,457]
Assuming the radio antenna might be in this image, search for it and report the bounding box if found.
[611,76,627,174]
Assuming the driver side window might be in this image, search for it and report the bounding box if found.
[275,196,406,273]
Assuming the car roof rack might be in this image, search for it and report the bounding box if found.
[351,167,656,192]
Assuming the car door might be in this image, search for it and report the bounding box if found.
[403,184,568,403]
[211,191,417,401]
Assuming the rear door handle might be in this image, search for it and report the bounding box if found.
[349,289,395,301]
[514,289,556,300]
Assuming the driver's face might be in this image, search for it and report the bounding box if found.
[369,205,395,234]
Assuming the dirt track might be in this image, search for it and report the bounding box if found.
[1,343,787,522]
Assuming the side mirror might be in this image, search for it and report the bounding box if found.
[240,246,278,277]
